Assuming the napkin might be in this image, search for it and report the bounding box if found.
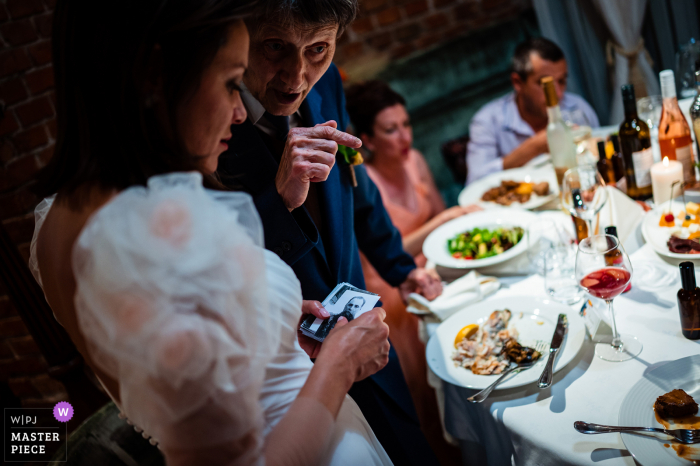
[597,186,645,245]
[407,271,500,321]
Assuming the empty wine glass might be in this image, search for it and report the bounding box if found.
[576,234,641,362]
[561,166,609,239]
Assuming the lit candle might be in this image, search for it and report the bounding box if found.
[651,156,684,205]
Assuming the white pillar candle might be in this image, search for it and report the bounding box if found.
[651,156,684,205]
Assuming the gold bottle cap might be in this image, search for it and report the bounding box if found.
[541,76,558,107]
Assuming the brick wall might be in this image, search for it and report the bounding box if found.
[335,0,532,79]
[0,0,67,408]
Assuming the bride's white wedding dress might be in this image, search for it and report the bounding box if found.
[29,172,391,465]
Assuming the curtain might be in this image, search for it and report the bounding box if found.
[592,0,660,124]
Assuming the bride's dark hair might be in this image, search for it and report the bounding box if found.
[38,0,256,200]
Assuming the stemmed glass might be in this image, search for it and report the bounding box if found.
[576,234,641,362]
[561,166,608,239]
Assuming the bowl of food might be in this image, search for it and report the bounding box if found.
[423,209,536,268]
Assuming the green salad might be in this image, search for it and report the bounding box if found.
[447,227,524,260]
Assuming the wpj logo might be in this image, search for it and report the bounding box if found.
[3,402,71,462]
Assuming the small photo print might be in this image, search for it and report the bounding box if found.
[300,283,379,342]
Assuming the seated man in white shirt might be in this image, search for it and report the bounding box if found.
[466,37,599,184]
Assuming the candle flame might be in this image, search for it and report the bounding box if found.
[663,156,669,167]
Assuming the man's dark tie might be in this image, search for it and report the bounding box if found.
[264,111,290,141]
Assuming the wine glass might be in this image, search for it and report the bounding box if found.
[576,234,641,362]
[561,165,609,239]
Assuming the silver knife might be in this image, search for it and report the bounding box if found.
[538,313,568,389]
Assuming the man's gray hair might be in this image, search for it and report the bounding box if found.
[348,296,366,307]
[249,0,358,36]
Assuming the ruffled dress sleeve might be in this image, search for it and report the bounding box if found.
[72,172,281,463]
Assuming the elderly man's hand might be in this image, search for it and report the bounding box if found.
[398,267,442,304]
[276,120,362,211]
[297,300,330,358]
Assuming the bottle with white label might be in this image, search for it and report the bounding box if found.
[658,69,695,184]
[541,76,577,185]
[619,84,653,200]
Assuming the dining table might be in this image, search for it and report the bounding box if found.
[425,191,700,466]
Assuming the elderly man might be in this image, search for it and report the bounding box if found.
[466,37,599,183]
[216,0,440,464]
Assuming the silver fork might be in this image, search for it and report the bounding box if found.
[574,421,700,444]
[468,340,548,403]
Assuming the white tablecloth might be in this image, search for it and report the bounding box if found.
[430,239,698,465]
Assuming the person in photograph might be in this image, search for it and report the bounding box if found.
[316,296,366,338]
[29,0,393,464]
[216,0,441,463]
[466,37,599,183]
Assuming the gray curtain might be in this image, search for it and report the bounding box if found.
[533,0,610,124]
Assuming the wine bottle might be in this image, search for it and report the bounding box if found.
[609,134,625,183]
[658,69,696,183]
[677,261,700,340]
[596,140,615,184]
[689,68,700,169]
[571,188,588,243]
[542,76,576,184]
[619,84,653,200]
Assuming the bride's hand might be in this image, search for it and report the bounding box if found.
[297,300,330,358]
[319,308,390,383]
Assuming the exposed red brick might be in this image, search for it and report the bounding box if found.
[0,317,29,338]
[0,77,28,105]
[22,395,65,408]
[34,12,52,38]
[0,341,13,359]
[2,213,35,244]
[15,96,53,126]
[0,48,32,78]
[341,42,365,60]
[17,241,30,263]
[352,16,374,34]
[395,23,422,43]
[366,31,392,50]
[37,142,53,166]
[0,154,41,190]
[7,0,45,19]
[392,43,416,59]
[404,0,429,17]
[376,7,402,27]
[9,335,41,356]
[28,39,51,66]
[0,140,16,163]
[434,0,459,8]
[443,24,467,41]
[482,0,510,10]
[417,32,443,49]
[46,117,56,139]
[454,2,479,19]
[0,355,48,379]
[425,13,448,29]
[8,376,41,398]
[361,0,389,14]
[13,125,48,152]
[32,374,65,397]
[0,110,19,136]
[0,296,17,319]
[0,4,9,23]
[0,19,38,46]
[0,186,39,218]
[25,66,54,94]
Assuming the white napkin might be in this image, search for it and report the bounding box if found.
[407,271,500,321]
[597,186,645,245]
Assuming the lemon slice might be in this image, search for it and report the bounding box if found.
[454,324,479,347]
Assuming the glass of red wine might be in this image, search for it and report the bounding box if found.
[576,234,641,362]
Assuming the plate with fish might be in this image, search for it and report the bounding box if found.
[426,296,585,390]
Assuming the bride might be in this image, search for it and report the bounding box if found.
[31,1,393,464]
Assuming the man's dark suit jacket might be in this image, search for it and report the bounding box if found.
[217,64,438,465]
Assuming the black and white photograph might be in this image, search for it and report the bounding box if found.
[300,283,380,342]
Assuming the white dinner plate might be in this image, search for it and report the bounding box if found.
[458,165,559,210]
[619,355,700,465]
[426,296,585,390]
[422,209,536,269]
[641,202,700,261]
